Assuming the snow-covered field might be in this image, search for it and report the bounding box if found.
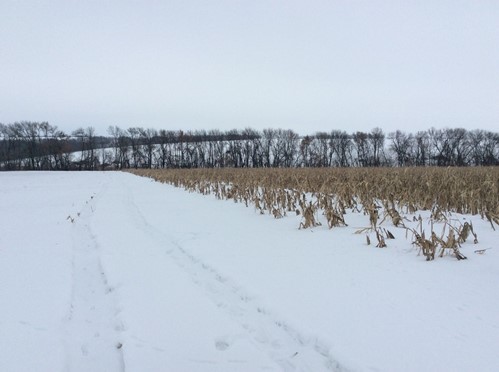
[1,171,498,372]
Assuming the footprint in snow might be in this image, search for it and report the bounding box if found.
[215,339,230,351]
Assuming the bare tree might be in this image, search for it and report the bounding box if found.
[127,127,143,168]
[482,131,499,165]
[449,128,471,166]
[352,131,370,167]
[414,131,430,166]
[139,128,157,168]
[108,126,129,169]
[262,129,275,167]
[298,136,312,167]
[329,130,352,167]
[313,132,330,167]
[369,127,385,166]
[388,130,414,167]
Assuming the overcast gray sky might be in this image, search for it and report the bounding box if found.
[1,0,498,136]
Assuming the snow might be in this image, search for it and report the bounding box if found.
[0,171,498,372]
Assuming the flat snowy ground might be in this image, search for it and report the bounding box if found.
[1,171,498,372]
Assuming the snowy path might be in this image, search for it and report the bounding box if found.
[63,189,125,372]
[114,179,343,371]
[88,176,341,371]
[1,171,498,372]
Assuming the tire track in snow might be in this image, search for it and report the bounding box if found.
[63,188,125,372]
[122,182,348,372]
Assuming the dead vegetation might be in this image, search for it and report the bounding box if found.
[126,167,498,261]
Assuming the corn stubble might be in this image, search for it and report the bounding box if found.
[126,167,498,261]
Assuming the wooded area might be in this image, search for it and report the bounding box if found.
[0,121,497,170]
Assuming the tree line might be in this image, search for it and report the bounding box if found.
[0,121,498,170]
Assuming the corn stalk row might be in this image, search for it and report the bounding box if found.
[126,167,498,260]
